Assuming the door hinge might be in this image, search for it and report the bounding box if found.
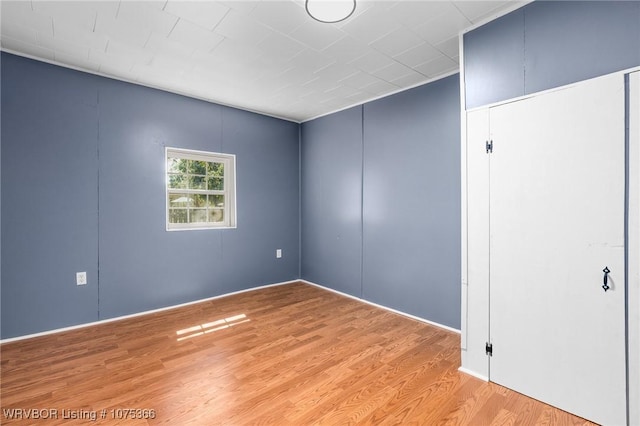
[486,342,493,356]
[486,140,493,154]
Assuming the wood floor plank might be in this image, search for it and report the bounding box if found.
[1,282,597,425]
[434,378,498,425]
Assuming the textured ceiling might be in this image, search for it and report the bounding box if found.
[0,1,526,122]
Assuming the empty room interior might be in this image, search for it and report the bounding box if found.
[1,0,639,424]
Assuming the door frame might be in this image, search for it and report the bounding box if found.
[460,67,640,425]
[628,71,639,425]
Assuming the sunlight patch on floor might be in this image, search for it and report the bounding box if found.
[176,314,250,341]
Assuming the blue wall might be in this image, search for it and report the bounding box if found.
[301,75,461,329]
[2,55,100,336]
[363,76,461,328]
[1,53,300,339]
[464,1,640,109]
[301,106,363,297]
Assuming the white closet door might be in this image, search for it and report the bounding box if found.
[489,74,626,425]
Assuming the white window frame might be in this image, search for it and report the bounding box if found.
[165,147,237,231]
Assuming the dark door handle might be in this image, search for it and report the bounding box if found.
[602,267,610,292]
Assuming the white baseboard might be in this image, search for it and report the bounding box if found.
[300,279,461,334]
[458,367,489,382]
[0,279,299,344]
[2,278,462,344]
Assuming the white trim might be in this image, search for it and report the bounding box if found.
[300,279,461,334]
[628,71,640,426]
[458,366,489,382]
[166,225,237,232]
[166,146,237,161]
[0,280,298,344]
[465,65,640,113]
[458,30,469,353]
[460,1,533,37]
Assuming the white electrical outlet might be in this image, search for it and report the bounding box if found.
[76,272,87,286]
[276,249,282,259]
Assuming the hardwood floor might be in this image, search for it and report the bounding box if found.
[1,282,595,425]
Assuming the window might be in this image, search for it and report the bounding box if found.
[166,147,236,230]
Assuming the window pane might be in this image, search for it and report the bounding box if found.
[189,175,206,190]
[169,194,193,207]
[207,177,224,191]
[209,194,224,207]
[192,194,207,207]
[207,162,224,177]
[168,157,187,173]
[189,209,207,223]
[208,209,224,223]
[190,160,207,175]
[169,209,188,223]
[168,174,187,189]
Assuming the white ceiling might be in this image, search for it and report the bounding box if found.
[0,0,526,122]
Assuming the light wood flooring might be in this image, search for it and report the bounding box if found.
[1,282,595,425]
